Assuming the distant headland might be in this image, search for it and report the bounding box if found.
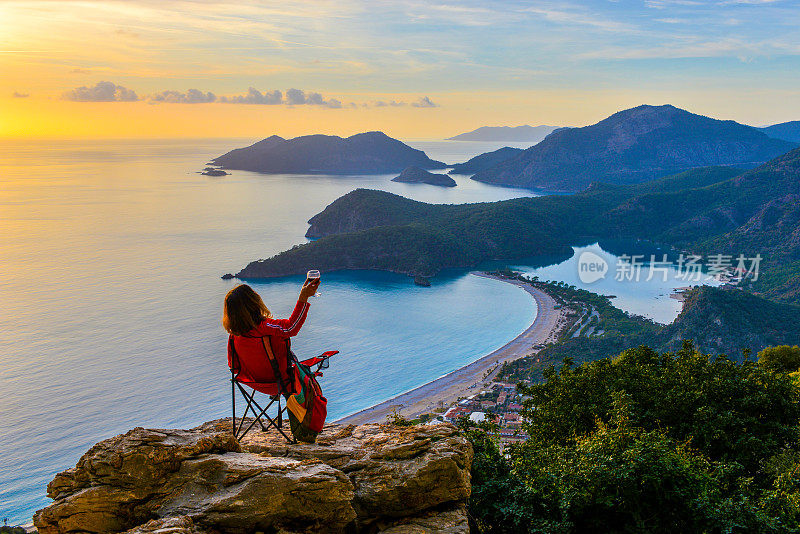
[447,125,561,142]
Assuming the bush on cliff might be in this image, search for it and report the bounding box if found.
[464,343,800,533]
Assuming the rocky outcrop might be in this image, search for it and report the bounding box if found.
[391,167,456,187]
[33,420,472,534]
[200,167,229,176]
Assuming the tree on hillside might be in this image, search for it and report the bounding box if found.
[464,342,800,533]
[758,345,800,373]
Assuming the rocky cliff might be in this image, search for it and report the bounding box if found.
[33,420,472,534]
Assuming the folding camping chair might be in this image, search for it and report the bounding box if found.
[228,335,337,443]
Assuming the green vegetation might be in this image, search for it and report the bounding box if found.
[498,273,659,383]
[758,345,800,372]
[753,260,800,304]
[465,343,800,533]
[498,272,800,383]
[238,165,743,279]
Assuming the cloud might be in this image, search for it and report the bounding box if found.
[373,100,406,107]
[579,37,781,61]
[368,97,441,108]
[58,82,435,110]
[523,5,637,33]
[411,96,438,108]
[150,89,216,103]
[114,28,140,38]
[285,88,342,108]
[219,87,283,104]
[63,81,138,102]
[70,68,91,74]
[12,91,29,98]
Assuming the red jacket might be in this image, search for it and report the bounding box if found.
[228,299,310,396]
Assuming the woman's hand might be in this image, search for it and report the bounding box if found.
[299,278,321,301]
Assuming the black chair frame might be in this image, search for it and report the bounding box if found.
[229,335,296,443]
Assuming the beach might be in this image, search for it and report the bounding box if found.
[336,273,562,425]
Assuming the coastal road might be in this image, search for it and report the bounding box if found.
[336,273,561,425]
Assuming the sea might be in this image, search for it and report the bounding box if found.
[0,137,712,523]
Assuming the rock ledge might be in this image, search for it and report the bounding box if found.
[33,420,472,534]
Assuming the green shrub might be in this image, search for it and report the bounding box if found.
[759,345,800,373]
[464,344,800,533]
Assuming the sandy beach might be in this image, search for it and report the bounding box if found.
[336,273,562,425]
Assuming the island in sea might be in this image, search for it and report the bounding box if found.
[200,167,229,176]
[391,166,457,187]
[210,131,446,174]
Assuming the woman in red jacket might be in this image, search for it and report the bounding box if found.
[223,280,319,395]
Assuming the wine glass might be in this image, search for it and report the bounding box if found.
[306,270,321,297]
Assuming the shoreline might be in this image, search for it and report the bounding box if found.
[336,272,563,425]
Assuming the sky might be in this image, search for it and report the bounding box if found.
[1,0,799,139]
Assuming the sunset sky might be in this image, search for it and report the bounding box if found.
[2,0,799,139]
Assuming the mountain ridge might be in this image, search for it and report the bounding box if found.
[449,147,523,175]
[758,120,800,143]
[471,104,796,191]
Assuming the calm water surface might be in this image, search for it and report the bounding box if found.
[0,137,537,523]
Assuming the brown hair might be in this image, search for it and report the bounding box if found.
[222,284,272,336]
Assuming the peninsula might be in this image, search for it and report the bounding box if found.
[232,146,800,307]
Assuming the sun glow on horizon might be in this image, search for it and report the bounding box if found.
[1,1,798,139]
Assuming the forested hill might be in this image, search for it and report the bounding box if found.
[449,146,523,175]
[470,104,796,191]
